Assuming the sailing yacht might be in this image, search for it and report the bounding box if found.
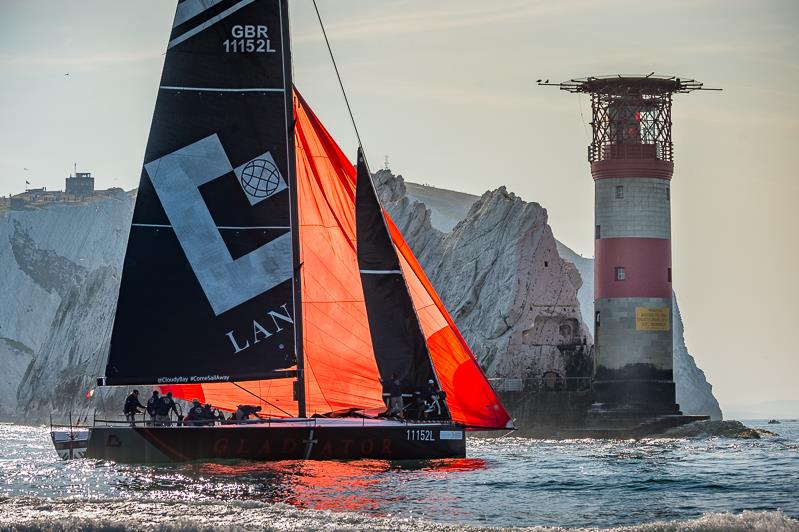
[52,0,512,462]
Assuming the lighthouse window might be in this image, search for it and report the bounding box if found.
[666,188,670,201]
[615,185,624,199]
[595,225,601,239]
[615,267,626,281]
[668,267,672,282]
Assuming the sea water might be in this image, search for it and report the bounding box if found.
[0,421,797,531]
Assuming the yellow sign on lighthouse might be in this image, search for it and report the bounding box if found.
[635,307,670,331]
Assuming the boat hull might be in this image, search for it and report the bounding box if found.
[84,420,466,463]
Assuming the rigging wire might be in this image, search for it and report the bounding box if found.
[78,348,107,424]
[232,381,294,418]
[312,0,363,149]
[311,2,454,406]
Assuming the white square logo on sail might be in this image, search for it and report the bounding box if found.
[234,152,287,206]
[144,134,293,316]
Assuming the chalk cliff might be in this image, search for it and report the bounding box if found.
[0,193,134,422]
[376,171,591,381]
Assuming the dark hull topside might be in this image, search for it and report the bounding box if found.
[84,419,466,463]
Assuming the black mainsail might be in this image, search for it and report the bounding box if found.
[355,149,438,392]
[104,0,300,386]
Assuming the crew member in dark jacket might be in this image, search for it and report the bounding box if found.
[423,379,446,417]
[154,391,179,426]
[386,374,404,418]
[123,390,146,426]
[202,403,220,424]
[233,404,262,421]
[184,399,206,426]
[145,390,160,425]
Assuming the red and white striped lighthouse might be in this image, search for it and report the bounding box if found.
[546,75,712,412]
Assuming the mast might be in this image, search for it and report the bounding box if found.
[280,0,306,418]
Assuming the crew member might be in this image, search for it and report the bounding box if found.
[123,390,146,426]
[386,374,404,418]
[233,404,262,421]
[411,386,426,420]
[155,391,179,426]
[202,403,220,425]
[424,379,445,417]
[146,390,160,426]
[183,399,206,426]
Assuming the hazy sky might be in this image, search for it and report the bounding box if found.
[1,0,797,417]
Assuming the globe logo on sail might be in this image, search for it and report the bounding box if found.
[241,159,281,198]
[234,151,287,206]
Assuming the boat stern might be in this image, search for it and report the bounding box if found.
[50,430,90,460]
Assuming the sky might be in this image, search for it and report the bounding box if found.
[0,0,797,417]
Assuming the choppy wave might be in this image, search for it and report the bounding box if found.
[0,498,796,532]
[3,424,798,530]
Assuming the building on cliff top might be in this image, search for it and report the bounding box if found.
[10,170,105,210]
[65,171,95,197]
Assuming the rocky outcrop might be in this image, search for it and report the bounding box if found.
[673,298,722,419]
[659,420,774,439]
[376,171,591,381]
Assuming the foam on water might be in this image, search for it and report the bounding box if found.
[0,498,795,531]
[0,423,797,530]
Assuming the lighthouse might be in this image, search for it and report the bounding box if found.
[544,75,714,414]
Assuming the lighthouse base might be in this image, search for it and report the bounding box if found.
[493,389,708,439]
[592,379,680,415]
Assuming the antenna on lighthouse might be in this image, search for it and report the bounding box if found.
[384,155,390,171]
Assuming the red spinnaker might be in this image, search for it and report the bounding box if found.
[163,91,512,430]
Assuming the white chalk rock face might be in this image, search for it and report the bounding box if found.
[672,297,722,419]
[0,192,134,421]
[376,171,590,381]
